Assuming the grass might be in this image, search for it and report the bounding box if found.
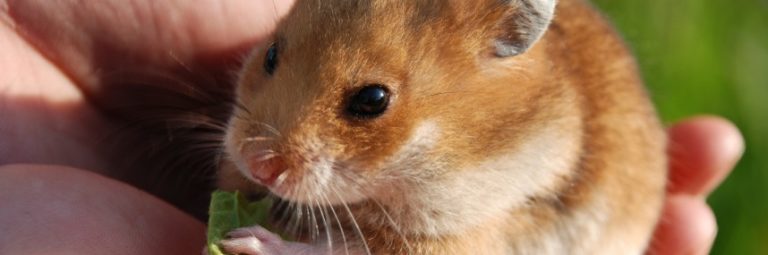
[591,0,768,254]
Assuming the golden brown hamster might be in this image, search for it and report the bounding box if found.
[216,0,667,254]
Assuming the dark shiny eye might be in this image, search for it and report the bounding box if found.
[264,43,279,75]
[347,85,391,118]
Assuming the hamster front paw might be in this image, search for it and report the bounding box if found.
[219,225,326,255]
[219,226,287,255]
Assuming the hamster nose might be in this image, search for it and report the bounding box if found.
[248,156,286,186]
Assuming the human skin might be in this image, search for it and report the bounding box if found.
[649,117,743,255]
[0,1,743,254]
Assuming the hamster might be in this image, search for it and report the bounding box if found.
[216,0,667,254]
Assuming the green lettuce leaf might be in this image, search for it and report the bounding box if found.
[206,190,272,255]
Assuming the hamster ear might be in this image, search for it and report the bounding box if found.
[494,0,557,57]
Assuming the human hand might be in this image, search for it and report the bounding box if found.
[0,0,295,175]
[649,116,744,255]
[1,1,294,254]
[1,1,744,254]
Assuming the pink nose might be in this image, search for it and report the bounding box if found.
[248,156,286,186]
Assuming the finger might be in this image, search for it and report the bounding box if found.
[0,18,109,172]
[0,164,206,254]
[667,116,744,196]
[647,195,717,255]
[6,0,296,91]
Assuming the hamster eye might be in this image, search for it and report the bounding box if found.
[264,43,279,75]
[346,85,391,118]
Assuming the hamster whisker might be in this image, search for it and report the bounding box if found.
[277,199,294,238]
[371,199,412,253]
[331,186,372,255]
[192,133,227,143]
[316,198,334,254]
[184,141,225,150]
[296,174,315,240]
[243,136,275,142]
[231,110,251,122]
[309,199,320,241]
[164,116,229,132]
[233,99,253,115]
[294,180,308,238]
[275,198,289,223]
[275,199,297,236]
[329,162,370,193]
[302,202,312,241]
[323,194,350,255]
[327,166,413,253]
[253,150,278,161]
[258,122,283,137]
[290,203,304,240]
[238,137,276,154]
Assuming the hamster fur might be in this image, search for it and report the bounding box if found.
[217,0,667,254]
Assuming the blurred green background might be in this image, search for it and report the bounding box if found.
[591,0,768,254]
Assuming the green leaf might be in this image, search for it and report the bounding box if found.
[206,190,272,255]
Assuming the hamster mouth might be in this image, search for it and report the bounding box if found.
[230,131,373,206]
[256,158,376,207]
[247,155,287,186]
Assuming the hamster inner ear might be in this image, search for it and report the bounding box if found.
[494,0,557,57]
